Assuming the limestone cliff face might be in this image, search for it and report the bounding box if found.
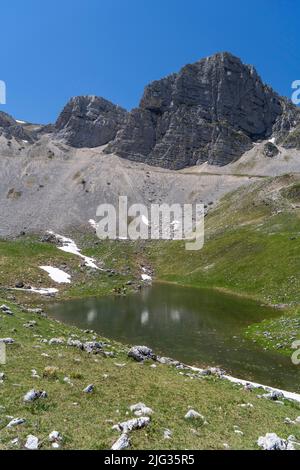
[55,95,127,148]
[104,52,300,169]
[3,52,298,170]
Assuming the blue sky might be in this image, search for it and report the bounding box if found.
[0,0,299,123]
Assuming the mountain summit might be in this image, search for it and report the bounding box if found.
[1,52,300,170]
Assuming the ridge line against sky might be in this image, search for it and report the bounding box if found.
[0,0,299,124]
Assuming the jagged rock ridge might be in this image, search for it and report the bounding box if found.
[0,112,35,143]
[1,52,300,169]
[104,52,300,168]
[55,96,127,148]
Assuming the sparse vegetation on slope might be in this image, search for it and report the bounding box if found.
[0,301,300,450]
[146,174,300,355]
[0,174,300,450]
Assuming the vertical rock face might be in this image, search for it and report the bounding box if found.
[55,96,127,148]
[46,52,300,168]
[105,52,299,169]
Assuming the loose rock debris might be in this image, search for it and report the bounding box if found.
[113,417,150,433]
[23,389,48,403]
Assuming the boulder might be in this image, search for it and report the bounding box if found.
[263,141,279,158]
[113,417,150,433]
[257,433,294,450]
[128,345,156,362]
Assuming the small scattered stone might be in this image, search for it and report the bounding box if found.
[284,416,300,425]
[163,429,172,440]
[130,403,153,417]
[111,433,131,450]
[10,438,19,446]
[262,390,284,401]
[83,341,104,354]
[185,409,207,423]
[25,435,39,450]
[49,431,63,448]
[0,305,13,315]
[67,338,83,349]
[7,418,26,428]
[23,320,37,328]
[15,281,24,289]
[63,376,73,386]
[24,389,48,403]
[83,384,94,394]
[0,338,14,344]
[49,338,65,345]
[31,369,40,379]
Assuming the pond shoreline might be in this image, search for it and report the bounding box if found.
[47,283,300,392]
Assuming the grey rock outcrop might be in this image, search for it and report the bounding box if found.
[0,112,35,143]
[2,52,300,174]
[128,345,156,362]
[263,142,279,158]
[105,52,300,169]
[55,95,127,148]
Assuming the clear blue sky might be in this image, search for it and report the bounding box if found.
[0,0,299,123]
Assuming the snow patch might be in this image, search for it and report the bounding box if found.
[141,267,152,282]
[13,287,58,295]
[187,365,300,404]
[48,231,100,270]
[39,266,71,284]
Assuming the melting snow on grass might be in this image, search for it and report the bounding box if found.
[39,266,71,284]
[47,231,99,270]
[13,287,58,295]
[141,267,152,282]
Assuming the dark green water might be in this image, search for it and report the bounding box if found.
[48,284,300,392]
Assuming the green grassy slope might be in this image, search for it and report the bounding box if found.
[146,174,300,355]
[0,174,300,449]
[0,301,299,450]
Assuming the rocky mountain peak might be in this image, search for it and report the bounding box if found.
[55,95,127,148]
[0,111,35,143]
[105,52,299,169]
[3,52,298,170]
